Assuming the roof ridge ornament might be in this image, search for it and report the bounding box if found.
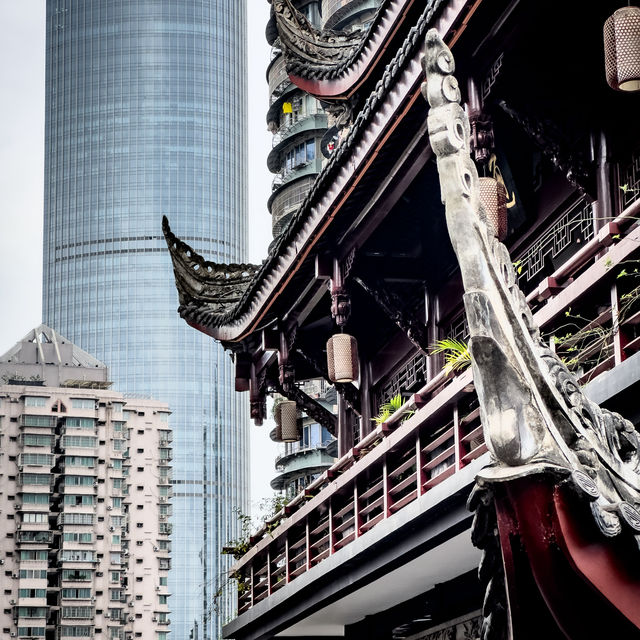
[421,27,640,526]
[272,0,365,80]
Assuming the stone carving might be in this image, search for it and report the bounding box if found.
[162,216,260,327]
[422,28,640,637]
[272,0,364,80]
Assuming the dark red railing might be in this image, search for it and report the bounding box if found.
[231,195,640,616]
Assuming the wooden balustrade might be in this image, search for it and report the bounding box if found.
[233,196,640,616]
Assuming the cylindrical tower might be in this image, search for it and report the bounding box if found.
[42,2,249,637]
[265,0,381,239]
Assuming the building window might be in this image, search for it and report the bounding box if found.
[24,396,47,407]
[61,570,91,582]
[284,139,316,174]
[17,628,45,638]
[62,435,97,448]
[71,399,95,409]
[63,533,92,543]
[109,590,122,601]
[61,606,93,619]
[18,589,47,598]
[22,513,48,523]
[65,418,95,429]
[60,550,95,562]
[112,497,122,508]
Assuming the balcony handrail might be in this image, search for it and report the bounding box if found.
[525,196,640,307]
[231,366,474,573]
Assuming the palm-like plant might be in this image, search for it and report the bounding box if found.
[372,393,404,425]
[430,338,471,376]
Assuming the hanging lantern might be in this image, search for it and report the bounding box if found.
[277,400,299,443]
[604,6,640,91]
[326,333,359,383]
[478,177,508,241]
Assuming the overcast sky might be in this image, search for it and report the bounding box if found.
[0,1,277,514]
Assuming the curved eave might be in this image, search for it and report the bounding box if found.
[185,0,468,344]
[286,0,419,100]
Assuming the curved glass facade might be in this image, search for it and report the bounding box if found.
[42,2,249,638]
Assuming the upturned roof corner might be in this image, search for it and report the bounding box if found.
[162,216,260,330]
[271,0,366,81]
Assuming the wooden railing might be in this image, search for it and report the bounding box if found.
[231,196,640,617]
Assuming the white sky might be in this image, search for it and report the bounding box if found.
[0,1,278,514]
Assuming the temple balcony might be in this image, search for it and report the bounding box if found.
[223,180,640,637]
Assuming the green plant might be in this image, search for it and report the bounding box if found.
[430,338,471,376]
[372,393,414,425]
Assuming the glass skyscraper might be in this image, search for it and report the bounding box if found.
[42,2,249,637]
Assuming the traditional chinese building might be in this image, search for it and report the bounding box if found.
[164,0,640,638]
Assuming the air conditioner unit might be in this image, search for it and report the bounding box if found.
[96,571,103,577]
[9,599,15,605]
[159,497,166,503]
[152,617,157,622]
[91,597,96,602]
[109,526,115,532]
[128,602,134,607]
[18,466,23,471]
[10,633,16,637]
[93,482,98,487]
[129,616,134,622]
[104,613,110,619]
[12,573,19,579]
[159,515,166,521]
[155,586,160,591]
[13,503,20,509]
[153,546,158,552]
[107,506,112,511]
[16,524,21,530]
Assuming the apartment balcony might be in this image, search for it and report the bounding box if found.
[20,415,56,429]
[16,531,54,545]
[267,51,290,98]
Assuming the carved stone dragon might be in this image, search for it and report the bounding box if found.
[421,29,640,638]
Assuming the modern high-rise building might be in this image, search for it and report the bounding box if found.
[0,325,172,640]
[41,2,249,637]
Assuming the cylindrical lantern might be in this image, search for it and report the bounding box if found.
[478,177,508,241]
[278,400,300,443]
[604,6,640,91]
[327,333,359,383]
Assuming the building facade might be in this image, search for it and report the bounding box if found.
[0,326,172,640]
[266,0,380,239]
[164,0,640,637]
[270,382,335,498]
[41,2,249,636]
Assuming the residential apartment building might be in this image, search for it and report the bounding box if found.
[0,326,171,640]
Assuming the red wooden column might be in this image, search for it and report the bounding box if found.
[285,533,291,584]
[453,402,463,471]
[329,499,336,555]
[416,430,426,496]
[305,519,311,572]
[383,457,391,518]
[611,282,627,365]
[353,483,361,539]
